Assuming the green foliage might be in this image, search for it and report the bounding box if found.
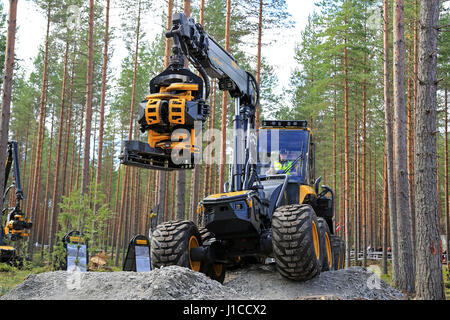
[0,262,51,297]
[51,182,114,269]
[438,3,450,89]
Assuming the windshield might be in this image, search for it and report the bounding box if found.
[257,129,310,182]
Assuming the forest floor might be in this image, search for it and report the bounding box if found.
[0,263,406,300]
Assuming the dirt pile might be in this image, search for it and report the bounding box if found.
[224,264,403,300]
[1,264,403,300]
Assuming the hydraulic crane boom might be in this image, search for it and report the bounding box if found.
[166,13,259,109]
[120,13,260,193]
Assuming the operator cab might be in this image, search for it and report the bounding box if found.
[257,120,315,184]
[256,120,316,216]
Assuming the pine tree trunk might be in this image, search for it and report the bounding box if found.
[393,0,415,294]
[74,106,84,191]
[40,107,55,257]
[362,57,367,268]
[174,1,190,222]
[95,0,110,189]
[80,0,95,195]
[343,11,351,267]
[382,149,389,274]
[384,0,399,283]
[445,88,449,267]
[0,0,18,209]
[219,0,231,193]
[414,0,445,300]
[156,0,173,224]
[29,3,51,258]
[255,0,262,128]
[354,112,359,263]
[61,56,75,199]
[48,39,69,254]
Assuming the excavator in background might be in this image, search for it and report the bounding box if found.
[120,13,345,283]
[0,141,32,266]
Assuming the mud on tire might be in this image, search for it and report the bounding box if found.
[151,220,202,271]
[271,204,321,281]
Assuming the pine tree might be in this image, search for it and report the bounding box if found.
[0,0,18,210]
[414,0,445,300]
[393,0,415,294]
[384,0,399,283]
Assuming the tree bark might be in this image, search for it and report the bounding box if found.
[40,106,55,256]
[0,0,18,209]
[445,88,449,267]
[48,39,69,254]
[362,50,367,268]
[80,0,95,195]
[382,149,389,275]
[156,0,174,224]
[343,27,350,268]
[95,0,110,188]
[393,0,415,294]
[255,0,262,128]
[29,3,51,258]
[414,0,445,300]
[384,0,399,283]
[175,0,191,221]
[219,0,231,193]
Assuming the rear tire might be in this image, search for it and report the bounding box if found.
[330,235,341,270]
[272,204,321,281]
[151,220,202,271]
[317,217,333,271]
[198,227,226,284]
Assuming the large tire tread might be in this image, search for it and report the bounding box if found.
[151,220,200,270]
[272,204,321,281]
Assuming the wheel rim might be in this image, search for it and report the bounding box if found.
[325,233,332,267]
[311,221,320,260]
[188,235,201,271]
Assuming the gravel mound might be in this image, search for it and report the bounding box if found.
[224,265,403,300]
[1,266,244,300]
[1,264,403,300]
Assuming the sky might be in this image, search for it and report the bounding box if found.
[1,0,318,93]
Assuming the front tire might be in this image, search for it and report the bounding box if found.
[272,204,321,281]
[151,220,202,271]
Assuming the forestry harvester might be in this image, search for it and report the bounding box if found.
[0,141,32,266]
[119,13,345,282]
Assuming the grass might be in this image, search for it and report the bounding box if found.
[0,263,50,297]
[443,266,450,299]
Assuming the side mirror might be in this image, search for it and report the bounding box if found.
[224,181,230,193]
[314,176,322,195]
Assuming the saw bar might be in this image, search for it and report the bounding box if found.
[119,140,194,171]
